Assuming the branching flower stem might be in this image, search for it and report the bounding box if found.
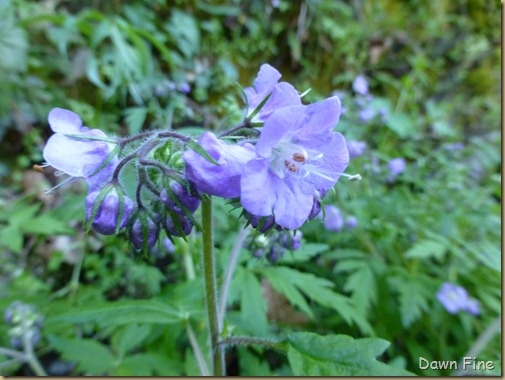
[201,196,225,376]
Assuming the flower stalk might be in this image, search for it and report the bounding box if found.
[201,195,225,376]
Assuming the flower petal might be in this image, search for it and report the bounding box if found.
[252,82,302,123]
[43,134,111,177]
[255,105,305,158]
[48,108,83,133]
[183,132,255,198]
[240,158,278,217]
[296,96,342,140]
[272,177,314,229]
[253,64,281,94]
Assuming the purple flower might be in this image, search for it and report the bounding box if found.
[177,82,191,94]
[183,132,256,198]
[243,64,301,123]
[130,215,159,250]
[280,230,303,250]
[240,97,349,230]
[444,142,464,151]
[43,108,116,186]
[346,140,367,158]
[163,237,175,254]
[346,216,358,229]
[358,107,376,122]
[244,212,278,233]
[388,158,406,177]
[85,188,135,235]
[321,205,344,232]
[353,75,369,95]
[165,213,194,237]
[160,181,200,215]
[436,282,480,316]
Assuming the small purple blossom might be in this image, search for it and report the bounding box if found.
[280,230,303,250]
[436,282,480,316]
[130,215,159,250]
[243,64,301,123]
[240,96,349,230]
[320,205,344,232]
[85,188,135,235]
[388,158,406,177]
[346,216,358,229]
[160,181,200,215]
[346,140,367,158]
[352,75,369,95]
[43,108,116,188]
[183,132,256,198]
[163,237,175,254]
[444,142,464,151]
[177,82,191,94]
[165,213,194,237]
[358,107,376,122]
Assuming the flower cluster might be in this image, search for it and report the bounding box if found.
[184,64,354,230]
[351,74,387,123]
[318,205,358,232]
[246,230,303,263]
[42,63,356,252]
[436,282,480,316]
[5,301,44,349]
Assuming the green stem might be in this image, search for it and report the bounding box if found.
[185,322,210,376]
[21,320,47,376]
[219,336,288,354]
[201,196,225,376]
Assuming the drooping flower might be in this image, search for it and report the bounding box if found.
[388,157,406,177]
[85,188,135,235]
[320,205,345,232]
[243,64,301,123]
[436,282,480,316]
[240,96,350,230]
[346,140,368,158]
[352,74,369,95]
[165,213,194,237]
[160,181,200,215]
[183,131,256,198]
[43,108,117,191]
[130,214,159,250]
[280,230,303,250]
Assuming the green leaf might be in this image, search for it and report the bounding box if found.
[111,324,152,359]
[48,300,182,327]
[0,225,23,253]
[124,107,148,135]
[113,352,181,376]
[404,240,446,260]
[0,9,28,72]
[280,242,329,263]
[389,276,431,327]
[22,214,73,235]
[238,268,269,336]
[385,112,416,138]
[48,335,116,375]
[287,332,414,376]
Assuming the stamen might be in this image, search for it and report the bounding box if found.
[292,152,307,163]
[44,176,79,194]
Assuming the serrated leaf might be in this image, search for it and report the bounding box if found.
[389,276,430,327]
[281,242,329,263]
[404,240,446,260]
[48,335,116,375]
[22,214,73,235]
[343,263,377,313]
[287,332,414,376]
[113,352,182,376]
[48,300,182,327]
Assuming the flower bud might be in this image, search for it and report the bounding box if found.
[280,230,303,250]
[130,214,159,250]
[160,182,200,216]
[86,188,135,235]
[165,213,193,237]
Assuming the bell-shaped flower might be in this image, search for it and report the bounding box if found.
[165,213,194,237]
[240,96,350,230]
[160,181,200,215]
[85,188,134,235]
[182,132,256,198]
[243,64,301,123]
[320,205,345,232]
[43,108,116,178]
[130,213,159,250]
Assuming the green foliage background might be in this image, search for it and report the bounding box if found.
[0,0,501,376]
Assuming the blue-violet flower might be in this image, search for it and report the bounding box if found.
[85,189,134,235]
[436,282,480,316]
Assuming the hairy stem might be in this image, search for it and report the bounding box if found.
[21,320,47,376]
[201,196,225,376]
[218,226,251,330]
[219,336,288,354]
